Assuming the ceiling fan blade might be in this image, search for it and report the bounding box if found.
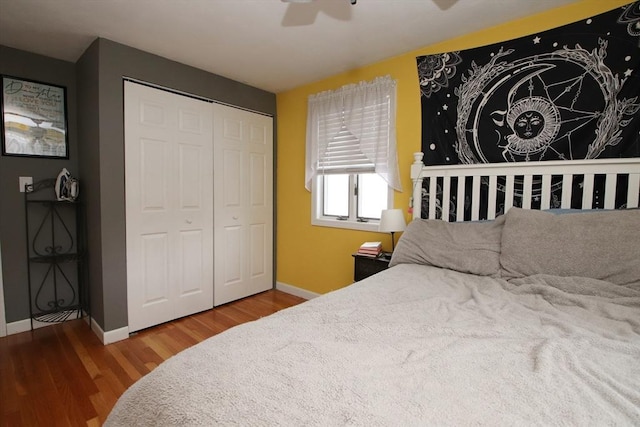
[281,2,321,26]
[282,0,356,4]
[281,0,354,27]
[432,0,458,10]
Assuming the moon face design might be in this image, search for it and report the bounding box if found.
[455,44,637,165]
[416,4,640,214]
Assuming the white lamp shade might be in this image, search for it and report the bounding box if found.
[379,209,406,233]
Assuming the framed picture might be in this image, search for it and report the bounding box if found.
[1,75,69,158]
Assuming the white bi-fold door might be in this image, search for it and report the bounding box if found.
[125,82,274,332]
[213,104,273,306]
[125,81,214,332]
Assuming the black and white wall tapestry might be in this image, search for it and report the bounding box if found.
[417,1,640,218]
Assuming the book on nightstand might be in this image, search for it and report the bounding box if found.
[357,241,382,257]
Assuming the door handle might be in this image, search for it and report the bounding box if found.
[185,219,192,224]
[232,216,239,220]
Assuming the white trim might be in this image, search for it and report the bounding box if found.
[91,318,130,345]
[410,156,640,178]
[122,76,273,118]
[6,318,31,335]
[0,244,6,337]
[311,216,382,232]
[5,311,89,336]
[275,282,320,300]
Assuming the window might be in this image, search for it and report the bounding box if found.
[320,172,389,216]
[312,173,392,231]
[306,76,401,231]
[321,174,389,220]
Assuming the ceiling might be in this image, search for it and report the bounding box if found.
[0,0,579,93]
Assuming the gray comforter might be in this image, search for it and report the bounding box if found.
[106,264,640,426]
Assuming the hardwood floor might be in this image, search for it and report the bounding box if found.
[0,290,306,426]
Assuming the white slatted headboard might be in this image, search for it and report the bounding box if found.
[411,152,640,221]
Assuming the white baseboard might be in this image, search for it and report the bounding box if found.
[6,318,32,335]
[5,311,95,336]
[91,318,129,345]
[6,313,128,345]
[5,316,69,334]
[275,282,320,300]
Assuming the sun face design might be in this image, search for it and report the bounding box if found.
[504,96,560,156]
[514,112,543,139]
[455,42,639,165]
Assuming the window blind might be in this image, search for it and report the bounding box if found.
[305,76,401,191]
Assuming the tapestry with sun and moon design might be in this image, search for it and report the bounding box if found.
[416,1,640,217]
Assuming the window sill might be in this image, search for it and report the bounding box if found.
[311,217,381,232]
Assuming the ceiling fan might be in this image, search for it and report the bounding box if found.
[280,0,356,26]
[282,0,357,5]
[281,0,464,9]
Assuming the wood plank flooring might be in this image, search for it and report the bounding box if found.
[0,290,306,426]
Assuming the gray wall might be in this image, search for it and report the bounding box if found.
[77,38,277,332]
[76,41,103,329]
[2,39,276,332]
[0,45,78,323]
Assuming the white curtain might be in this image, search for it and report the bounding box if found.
[305,75,402,192]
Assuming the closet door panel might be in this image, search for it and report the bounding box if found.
[250,153,267,207]
[214,104,273,305]
[223,225,243,285]
[125,81,213,332]
[178,144,203,209]
[141,139,169,212]
[250,223,266,278]
[141,233,170,304]
[223,149,242,209]
[178,230,204,296]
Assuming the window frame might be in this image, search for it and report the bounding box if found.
[311,173,394,231]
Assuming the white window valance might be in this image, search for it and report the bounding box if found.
[305,75,402,192]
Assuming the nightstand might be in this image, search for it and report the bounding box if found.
[352,253,391,281]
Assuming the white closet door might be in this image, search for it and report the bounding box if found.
[125,81,214,332]
[213,104,273,306]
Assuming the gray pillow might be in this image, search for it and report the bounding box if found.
[389,216,505,277]
[499,207,640,287]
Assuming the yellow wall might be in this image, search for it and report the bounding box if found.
[276,0,631,294]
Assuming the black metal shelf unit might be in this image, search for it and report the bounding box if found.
[24,179,89,328]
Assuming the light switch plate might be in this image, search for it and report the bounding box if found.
[19,176,33,192]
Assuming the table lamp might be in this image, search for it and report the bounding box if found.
[379,209,406,252]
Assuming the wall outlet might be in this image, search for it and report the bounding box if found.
[19,176,33,193]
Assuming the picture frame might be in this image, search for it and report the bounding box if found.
[1,75,69,159]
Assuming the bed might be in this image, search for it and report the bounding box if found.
[106,155,640,426]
